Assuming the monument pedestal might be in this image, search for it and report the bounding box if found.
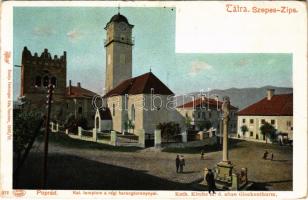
[216,161,233,185]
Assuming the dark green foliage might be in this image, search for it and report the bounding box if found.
[199,120,212,131]
[13,110,43,154]
[260,122,277,143]
[64,115,89,133]
[156,122,181,142]
[240,125,248,136]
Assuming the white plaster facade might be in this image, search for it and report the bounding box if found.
[176,107,238,134]
[106,94,185,134]
[237,115,293,142]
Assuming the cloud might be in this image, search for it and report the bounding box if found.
[189,61,213,76]
[33,27,55,36]
[66,30,83,42]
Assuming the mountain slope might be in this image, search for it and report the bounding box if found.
[175,86,293,110]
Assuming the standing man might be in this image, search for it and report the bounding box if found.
[206,169,216,194]
[175,155,180,173]
[201,150,205,160]
[179,155,185,173]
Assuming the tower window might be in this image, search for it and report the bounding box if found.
[35,76,42,87]
[51,77,57,87]
[43,76,49,87]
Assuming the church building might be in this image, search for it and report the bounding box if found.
[101,13,184,134]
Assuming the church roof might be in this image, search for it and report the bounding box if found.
[110,13,129,24]
[105,13,133,28]
[104,72,174,97]
[238,93,293,116]
[66,86,97,99]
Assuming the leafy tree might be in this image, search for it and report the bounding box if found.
[184,114,192,130]
[13,110,44,156]
[260,122,277,143]
[124,120,135,134]
[240,125,248,138]
[156,122,181,142]
[13,109,44,185]
[200,120,212,131]
[64,115,88,133]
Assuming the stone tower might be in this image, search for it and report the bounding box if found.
[104,13,134,92]
[20,47,67,115]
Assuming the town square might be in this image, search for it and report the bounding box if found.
[10,5,297,194]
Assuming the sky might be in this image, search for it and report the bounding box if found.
[13,7,292,99]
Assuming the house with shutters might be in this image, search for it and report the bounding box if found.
[237,89,293,142]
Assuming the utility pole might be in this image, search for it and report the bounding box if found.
[42,83,54,188]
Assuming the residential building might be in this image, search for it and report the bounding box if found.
[177,97,238,134]
[237,89,293,142]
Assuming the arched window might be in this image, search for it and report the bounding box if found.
[78,107,82,114]
[112,104,115,116]
[43,76,49,87]
[51,76,57,87]
[35,76,41,87]
[131,104,135,121]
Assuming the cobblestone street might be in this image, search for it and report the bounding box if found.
[15,134,292,191]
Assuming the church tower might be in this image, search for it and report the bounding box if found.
[104,12,134,92]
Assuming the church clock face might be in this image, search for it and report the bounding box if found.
[119,22,128,31]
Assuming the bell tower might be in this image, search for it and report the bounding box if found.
[104,12,134,92]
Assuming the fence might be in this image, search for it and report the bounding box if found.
[50,122,143,147]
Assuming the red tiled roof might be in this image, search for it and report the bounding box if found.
[238,94,293,116]
[66,86,97,98]
[177,97,238,110]
[104,72,174,97]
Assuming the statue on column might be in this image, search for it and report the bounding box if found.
[222,96,231,163]
[222,96,230,122]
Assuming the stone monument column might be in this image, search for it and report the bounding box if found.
[216,96,233,184]
[222,96,230,162]
[222,97,230,162]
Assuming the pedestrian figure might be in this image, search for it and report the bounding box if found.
[206,169,216,194]
[263,150,268,160]
[179,155,185,173]
[201,150,205,160]
[271,153,274,161]
[175,155,180,173]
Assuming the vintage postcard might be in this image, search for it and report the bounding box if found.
[0,1,307,199]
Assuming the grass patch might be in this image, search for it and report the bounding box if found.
[36,133,142,152]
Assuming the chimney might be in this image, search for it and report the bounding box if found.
[267,89,275,100]
[77,82,81,88]
[68,80,72,95]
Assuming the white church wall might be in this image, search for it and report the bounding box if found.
[107,95,125,133]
